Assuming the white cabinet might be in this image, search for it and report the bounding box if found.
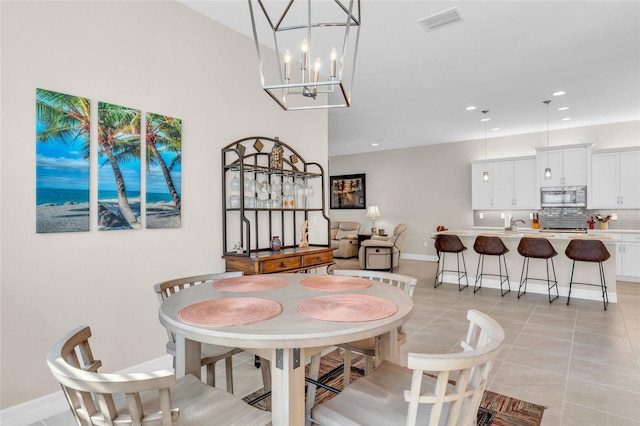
[612,233,640,282]
[591,148,640,209]
[471,157,537,210]
[536,144,592,187]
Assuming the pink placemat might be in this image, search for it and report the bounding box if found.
[297,294,397,322]
[213,276,288,292]
[178,297,283,327]
[300,276,372,291]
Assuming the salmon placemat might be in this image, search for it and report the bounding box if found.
[179,297,283,327]
[300,276,372,291]
[297,294,397,322]
[213,275,288,292]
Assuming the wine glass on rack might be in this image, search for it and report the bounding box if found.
[283,176,293,196]
[244,173,255,194]
[230,171,240,192]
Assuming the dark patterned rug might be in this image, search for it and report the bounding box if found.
[243,349,545,426]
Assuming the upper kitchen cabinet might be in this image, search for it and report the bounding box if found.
[590,148,640,209]
[471,161,494,210]
[471,157,537,210]
[536,143,593,187]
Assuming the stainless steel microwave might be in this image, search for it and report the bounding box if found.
[540,186,587,208]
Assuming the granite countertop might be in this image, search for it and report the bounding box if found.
[437,228,622,242]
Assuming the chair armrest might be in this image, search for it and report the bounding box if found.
[361,239,394,248]
[370,235,389,241]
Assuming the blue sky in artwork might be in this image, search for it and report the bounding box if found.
[36,121,89,190]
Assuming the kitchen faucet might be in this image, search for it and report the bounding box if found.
[509,218,526,230]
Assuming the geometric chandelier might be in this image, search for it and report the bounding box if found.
[248,0,361,111]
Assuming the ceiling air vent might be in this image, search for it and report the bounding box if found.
[418,8,464,32]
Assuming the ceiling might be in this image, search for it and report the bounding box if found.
[180,1,640,156]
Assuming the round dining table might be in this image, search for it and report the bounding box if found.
[158,273,414,426]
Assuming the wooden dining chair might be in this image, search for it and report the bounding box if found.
[305,270,418,424]
[154,272,246,393]
[332,269,417,384]
[47,326,271,425]
[310,309,505,426]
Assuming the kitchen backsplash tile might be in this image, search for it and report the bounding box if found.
[473,209,640,230]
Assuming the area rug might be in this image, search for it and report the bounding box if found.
[243,349,545,426]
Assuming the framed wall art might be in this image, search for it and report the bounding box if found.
[330,173,366,209]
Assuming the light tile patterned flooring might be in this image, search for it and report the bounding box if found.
[35,259,640,425]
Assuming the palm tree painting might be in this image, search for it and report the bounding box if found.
[36,88,91,233]
[145,113,182,229]
[97,101,141,230]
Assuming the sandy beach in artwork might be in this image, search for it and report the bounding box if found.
[37,201,180,232]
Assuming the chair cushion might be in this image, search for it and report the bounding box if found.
[434,234,467,253]
[335,229,357,240]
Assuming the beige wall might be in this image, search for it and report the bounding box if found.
[0,1,328,408]
[329,120,640,258]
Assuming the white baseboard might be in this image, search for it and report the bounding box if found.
[401,253,438,262]
[0,355,172,426]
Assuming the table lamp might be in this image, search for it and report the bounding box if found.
[366,205,381,235]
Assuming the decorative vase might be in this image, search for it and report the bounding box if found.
[270,137,283,169]
[600,222,608,230]
[271,236,282,251]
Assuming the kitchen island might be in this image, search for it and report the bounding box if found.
[434,228,620,303]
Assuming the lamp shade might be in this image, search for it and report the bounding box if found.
[366,205,380,219]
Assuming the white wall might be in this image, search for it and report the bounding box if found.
[0,1,328,408]
[329,120,640,258]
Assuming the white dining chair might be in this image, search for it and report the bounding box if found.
[47,326,271,425]
[333,269,417,384]
[310,309,505,426]
[305,270,417,425]
[154,272,245,393]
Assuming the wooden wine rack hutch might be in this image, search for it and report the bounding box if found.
[222,136,333,274]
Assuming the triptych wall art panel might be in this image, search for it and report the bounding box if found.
[36,89,91,233]
[97,101,141,231]
[145,113,182,229]
[35,89,182,233]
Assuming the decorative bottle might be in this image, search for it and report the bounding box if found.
[270,137,283,169]
[271,236,282,251]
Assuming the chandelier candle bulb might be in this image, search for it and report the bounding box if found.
[314,57,321,82]
[301,39,308,70]
[284,50,291,80]
[330,47,337,78]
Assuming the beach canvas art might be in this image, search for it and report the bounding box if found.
[145,113,182,229]
[36,88,91,233]
[97,101,141,230]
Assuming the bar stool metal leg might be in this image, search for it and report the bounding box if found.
[474,254,485,293]
[518,256,530,298]
[499,253,510,297]
[547,257,559,303]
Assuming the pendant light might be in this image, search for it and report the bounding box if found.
[543,100,552,180]
[482,110,490,183]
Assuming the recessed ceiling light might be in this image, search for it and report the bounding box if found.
[561,117,572,121]
[371,143,379,146]
[491,128,501,131]
[558,107,570,111]
[552,91,566,96]
[480,118,490,122]
[465,106,476,111]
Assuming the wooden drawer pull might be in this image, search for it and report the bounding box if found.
[280,262,287,267]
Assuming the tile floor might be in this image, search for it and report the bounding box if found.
[34,259,640,425]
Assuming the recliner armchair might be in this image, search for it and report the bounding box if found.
[330,221,361,258]
[359,223,408,271]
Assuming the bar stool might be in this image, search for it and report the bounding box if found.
[517,237,559,303]
[473,235,510,296]
[565,239,610,310]
[433,234,468,291]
